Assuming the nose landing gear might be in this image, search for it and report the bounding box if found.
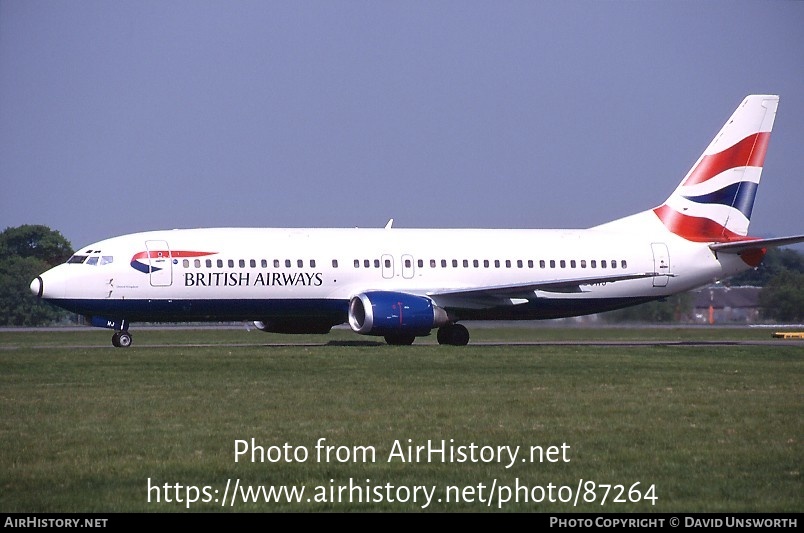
[111,330,133,348]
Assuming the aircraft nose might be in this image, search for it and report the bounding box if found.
[30,276,43,298]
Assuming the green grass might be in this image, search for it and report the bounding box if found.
[0,326,801,512]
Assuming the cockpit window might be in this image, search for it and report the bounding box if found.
[66,254,114,265]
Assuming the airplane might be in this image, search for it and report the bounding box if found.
[30,94,804,347]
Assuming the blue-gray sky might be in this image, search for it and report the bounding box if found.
[1,1,802,250]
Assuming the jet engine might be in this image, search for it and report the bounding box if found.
[348,291,449,341]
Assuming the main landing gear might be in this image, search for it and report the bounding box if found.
[383,332,417,346]
[382,324,471,346]
[111,330,133,348]
[437,324,470,346]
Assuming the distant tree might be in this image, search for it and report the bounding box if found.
[759,270,804,322]
[0,224,73,265]
[726,248,804,286]
[0,225,74,326]
[0,256,65,325]
[726,247,804,323]
[601,293,693,323]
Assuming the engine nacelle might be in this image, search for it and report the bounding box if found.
[252,319,333,334]
[348,291,449,337]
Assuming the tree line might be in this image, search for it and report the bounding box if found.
[582,247,803,323]
[1,225,802,326]
[0,225,74,325]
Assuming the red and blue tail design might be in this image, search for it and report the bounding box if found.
[654,95,778,243]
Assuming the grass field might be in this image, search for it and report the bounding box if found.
[1,325,801,513]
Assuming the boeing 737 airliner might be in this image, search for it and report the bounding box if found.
[30,95,803,347]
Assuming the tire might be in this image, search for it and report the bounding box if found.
[437,324,470,346]
[450,324,470,346]
[114,331,133,348]
[384,333,416,346]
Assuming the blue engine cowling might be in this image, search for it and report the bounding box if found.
[348,291,449,337]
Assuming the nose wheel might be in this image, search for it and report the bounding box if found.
[112,331,133,348]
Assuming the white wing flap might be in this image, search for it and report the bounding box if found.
[427,271,661,307]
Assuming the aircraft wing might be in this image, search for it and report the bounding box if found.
[709,235,804,254]
[426,271,661,308]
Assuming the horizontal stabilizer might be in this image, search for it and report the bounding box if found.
[709,235,804,254]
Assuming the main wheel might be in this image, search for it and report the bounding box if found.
[450,324,469,346]
[437,326,449,345]
[384,333,416,346]
[437,324,470,346]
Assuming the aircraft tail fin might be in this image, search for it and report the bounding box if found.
[653,94,779,242]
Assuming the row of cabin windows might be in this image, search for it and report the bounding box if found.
[182,257,628,270]
[353,258,628,269]
[183,258,318,269]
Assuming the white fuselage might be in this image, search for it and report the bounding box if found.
[29,95,793,346]
[34,220,746,327]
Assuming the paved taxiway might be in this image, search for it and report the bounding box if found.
[2,325,803,349]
